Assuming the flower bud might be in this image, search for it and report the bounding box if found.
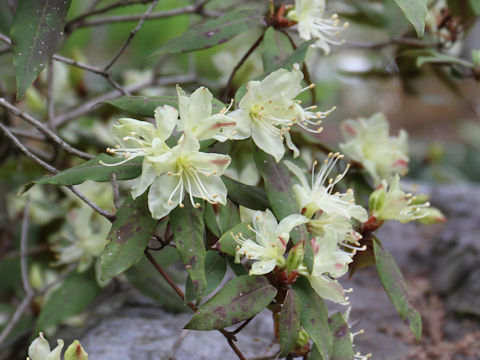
[286,241,305,273]
[64,340,88,360]
[472,49,480,68]
[415,207,446,225]
[368,185,386,213]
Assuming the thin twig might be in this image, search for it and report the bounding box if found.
[6,127,46,141]
[0,294,34,346]
[233,316,254,335]
[0,98,93,160]
[46,62,55,129]
[223,33,264,100]
[20,198,33,295]
[104,0,160,71]
[68,186,115,220]
[53,73,196,126]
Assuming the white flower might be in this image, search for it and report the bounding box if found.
[339,113,409,186]
[225,65,333,162]
[287,0,348,55]
[285,153,368,221]
[176,85,236,141]
[234,209,308,275]
[27,333,88,360]
[299,233,354,304]
[307,211,363,245]
[369,175,445,224]
[145,131,231,219]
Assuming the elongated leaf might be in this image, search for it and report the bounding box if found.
[170,200,207,302]
[374,240,422,341]
[328,312,355,360]
[294,278,332,360]
[215,222,255,256]
[0,1,13,34]
[393,0,427,38]
[222,176,270,210]
[151,9,262,57]
[279,290,301,356]
[254,151,313,272]
[185,250,227,302]
[35,269,100,334]
[204,199,240,238]
[262,27,294,73]
[185,275,276,330]
[11,0,72,99]
[126,247,187,313]
[235,39,314,103]
[101,193,157,280]
[104,95,225,117]
[34,154,142,186]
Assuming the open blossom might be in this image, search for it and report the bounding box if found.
[369,175,445,224]
[27,333,88,360]
[224,64,334,162]
[106,105,231,219]
[287,0,348,55]
[285,153,368,221]
[339,113,409,186]
[234,209,308,275]
[299,233,354,304]
[176,85,236,141]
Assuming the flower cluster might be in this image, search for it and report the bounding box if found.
[106,65,334,218]
[27,333,88,360]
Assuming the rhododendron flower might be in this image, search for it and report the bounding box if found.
[340,113,408,186]
[369,175,445,224]
[27,333,88,360]
[285,153,368,221]
[234,209,308,275]
[176,85,236,141]
[225,65,333,162]
[299,233,354,304]
[287,0,348,54]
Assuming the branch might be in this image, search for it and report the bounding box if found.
[20,199,33,295]
[345,37,438,50]
[0,98,93,160]
[0,293,34,346]
[46,63,55,129]
[104,0,160,71]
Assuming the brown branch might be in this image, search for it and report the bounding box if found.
[144,250,247,360]
[0,97,93,160]
[46,63,55,129]
[104,0,160,71]
[20,199,33,295]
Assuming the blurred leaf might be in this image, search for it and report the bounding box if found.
[406,49,475,69]
[0,1,13,34]
[393,0,427,37]
[101,193,157,280]
[35,268,100,334]
[215,222,255,257]
[349,234,375,277]
[262,27,294,72]
[374,240,422,341]
[293,277,332,360]
[328,312,355,359]
[339,2,388,28]
[185,275,276,330]
[235,39,315,103]
[470,0,480,15]
[279,289,301,356]
[204,199,240,238]
[222,176,270,210]
[126,247,187,312]
[253,151,313,273]
[30,154,142,188]
[185,250,227,301]
[227,257,248,276]
[151,9,263,57]
[104,95,225,117]
[170,200,207,302]
[11,0,72,99]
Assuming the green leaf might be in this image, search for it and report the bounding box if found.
[253,151,313,272]
[235,39,314,103]
[414,49,474,69]
[185,250,227,302]
[294,277,332,360]
[262,27,294,73]
[393,0,427,38]
[222,176,270,210]
[11,0,72,99]
[215,222,255,257]
[279,289,301,356]
[126,247,187,312]
[374,240,422,341]
[0,1,13,34]
[170,200,207,302]
[104,95,225,117]
[185,275,276,330]
[328,312,355,360]
[101,193,157,280]
[33,154,142,186]
[204,199,241,239]
[35,269,100,334]
[151,9,262,57]
[227,257,248,276]
[470,0,480,15]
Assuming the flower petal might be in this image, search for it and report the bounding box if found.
[28,333,51,360]
[249,258,277,275]
[154,105,178,140]
[148,174,183,219]
[131,161,157,198]
[46,340,64,360]
[251,121,285,162]
[276,214,308,238]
